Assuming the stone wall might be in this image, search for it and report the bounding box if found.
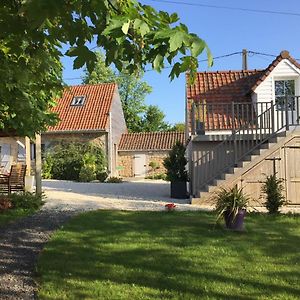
[42,132,106,149]
[117,154,133,177]
[147,152,168,176]
[117,150,169,178]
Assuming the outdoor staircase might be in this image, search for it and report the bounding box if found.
[191,131,289,205]
[190,96,300,205]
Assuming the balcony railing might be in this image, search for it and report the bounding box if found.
[190,101,272,134]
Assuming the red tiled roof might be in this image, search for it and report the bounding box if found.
[48,83,117,132]
[118,132,185,151]
[187,70,263,103]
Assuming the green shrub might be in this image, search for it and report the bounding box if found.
[43,142,107,181]
[10,192,45,210]
[149,161,160,170]
[163,141,188,182]
[106,177,123,183]
[79,166,96,182]
[145,173,167,180]
[42,155,53,179]
[96,171,108,182]
[261,174,286,214]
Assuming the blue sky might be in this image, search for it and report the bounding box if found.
[62,0,300,125]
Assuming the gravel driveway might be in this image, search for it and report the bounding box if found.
[0,179,200,299]
[42,179,198,212]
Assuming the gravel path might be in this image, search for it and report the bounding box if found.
[0,210,76,300]
[0,179,201,299]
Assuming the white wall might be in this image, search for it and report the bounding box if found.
[254,59,300,130]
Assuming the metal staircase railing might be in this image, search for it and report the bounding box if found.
[194,96,300,191]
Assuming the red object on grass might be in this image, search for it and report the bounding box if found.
[165,203,176,210]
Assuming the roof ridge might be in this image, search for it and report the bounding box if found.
[123,131,184,135]
[196,69,263,74]
[66,82,117,88]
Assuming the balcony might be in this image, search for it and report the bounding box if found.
[190,96,300,136]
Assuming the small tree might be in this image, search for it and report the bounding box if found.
[163,141,188,182]
[261,174,286,214]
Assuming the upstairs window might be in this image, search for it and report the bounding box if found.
[71,96,85,106]
[275,80,295,110]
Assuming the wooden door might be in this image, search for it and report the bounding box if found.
[285,146,300,204]
[134,154,146,177]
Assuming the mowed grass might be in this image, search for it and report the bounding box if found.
[37,211,300,300]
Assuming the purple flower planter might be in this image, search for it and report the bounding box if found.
[224,209,246,231]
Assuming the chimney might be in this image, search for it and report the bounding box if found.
[242,49,248,70]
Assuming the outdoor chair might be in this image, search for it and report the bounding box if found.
[0,164,27,195]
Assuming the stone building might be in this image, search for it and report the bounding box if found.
[42,83,127,175]
[118,131,185,178]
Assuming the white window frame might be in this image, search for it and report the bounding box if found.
[71,96,86,106]
[274,78,296,111]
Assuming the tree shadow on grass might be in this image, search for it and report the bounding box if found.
[37,210,300,299]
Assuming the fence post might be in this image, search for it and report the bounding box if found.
[285,95,289,131]
[232,102,237,164]
[271,102,275,134]
[191,102,196,135]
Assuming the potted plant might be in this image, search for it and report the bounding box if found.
[163,141,189,199]
[213,186,249,231]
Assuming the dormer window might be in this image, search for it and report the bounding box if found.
[71,96,85,106]
[275,80,295,110]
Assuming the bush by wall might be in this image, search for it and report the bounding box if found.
[43,142,107,182]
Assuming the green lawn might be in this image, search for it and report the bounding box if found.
[0,208,35,227]
[37,211,300,300]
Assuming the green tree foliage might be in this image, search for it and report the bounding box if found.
[43,143,107,182]
[1,0,210,136]
[83,52,170,132]
[163,141,188,182]
[141,105,170,132]
[169,123,185,132]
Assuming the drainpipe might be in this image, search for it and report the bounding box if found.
[242,49,248,70]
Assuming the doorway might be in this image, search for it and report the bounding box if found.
[134,154,147,177]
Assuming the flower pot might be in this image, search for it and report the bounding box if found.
[170,181,188,199]
[224,209,246,231]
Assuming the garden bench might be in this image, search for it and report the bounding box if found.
[0,164,27,195]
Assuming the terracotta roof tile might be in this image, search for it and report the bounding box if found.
[187,70,263,103]
[48,83,116,132]
[118,132,185,151]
